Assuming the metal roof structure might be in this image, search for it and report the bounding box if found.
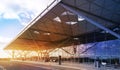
[5,0,120,50]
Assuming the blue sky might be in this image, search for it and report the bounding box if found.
[0,0,57,58]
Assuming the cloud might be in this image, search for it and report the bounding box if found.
[0,0,56,50]
[0,36,13,49]
[3,11,19,19]
[0,36,12,43]
[0,0,55,26]
[0,0,34,26]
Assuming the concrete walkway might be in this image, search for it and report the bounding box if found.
[14,60,120,70]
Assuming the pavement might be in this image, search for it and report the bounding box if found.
[16,60,120,70]
[0,60,120,70]
[0,61,50,70]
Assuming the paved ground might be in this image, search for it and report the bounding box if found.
[19,61,120,70]
[0,61,79,70]
[0,61,51,70]
[0,60,120,70]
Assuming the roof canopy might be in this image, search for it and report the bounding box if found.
[5,0,120,50]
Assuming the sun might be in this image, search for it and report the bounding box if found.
[0,49,10,58]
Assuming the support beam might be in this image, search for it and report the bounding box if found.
[60,48,73,55]
[37,51,41,61]
[60,3,120,39]
[12,50,15,59]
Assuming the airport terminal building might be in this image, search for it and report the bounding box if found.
[4,0,120,69]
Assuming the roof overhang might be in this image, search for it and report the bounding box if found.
[4,0,120,50]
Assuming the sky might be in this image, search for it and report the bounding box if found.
[0,0,57,58]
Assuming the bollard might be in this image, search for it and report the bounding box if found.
[58,55,61,65]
